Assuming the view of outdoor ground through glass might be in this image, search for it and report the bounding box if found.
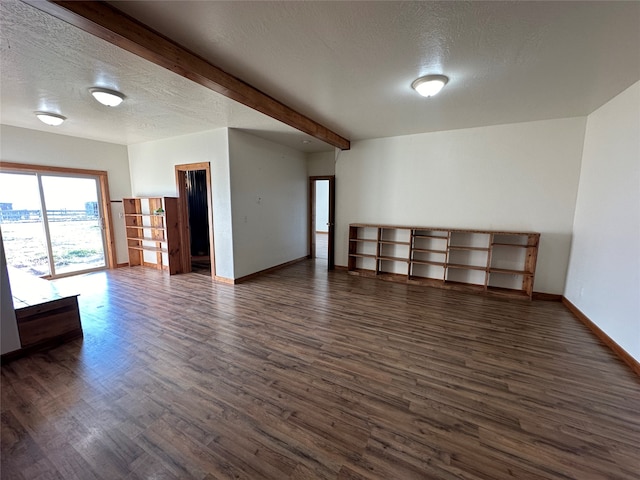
[0,172,106,277]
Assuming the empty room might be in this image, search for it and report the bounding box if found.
[1,1,638,479]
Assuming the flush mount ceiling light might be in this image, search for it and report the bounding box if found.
[35,112,66,126]
[411,74,449,98]
[89,87,125,107]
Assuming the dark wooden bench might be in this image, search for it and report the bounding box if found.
[8,268,82,356]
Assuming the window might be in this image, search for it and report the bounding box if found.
[0,164,115,278]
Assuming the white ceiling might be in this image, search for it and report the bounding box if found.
[1,1,639,153]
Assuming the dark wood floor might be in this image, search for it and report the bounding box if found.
[2,260,639,479]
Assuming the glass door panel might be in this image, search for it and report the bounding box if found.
[40,175,107,275]
[0,172,51,276]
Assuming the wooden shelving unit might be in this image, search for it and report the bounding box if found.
[348,224,540,299]
[123,197,183,275]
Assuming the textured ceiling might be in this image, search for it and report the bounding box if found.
[0,0,326,151]
[1,1,639,151]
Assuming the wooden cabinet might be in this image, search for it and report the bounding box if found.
[348,224,540,299]
[123,197,183,275]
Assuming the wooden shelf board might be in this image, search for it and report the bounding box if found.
[410,260,446,267]
[347,268,377,278]
[443,280,486,292]
[376,272,409,282]
[486,286,530,299]
[378,256,410,263]
[125,213,164,217]
[446,263,487,272]
[412,248,447,254]
[127,236,166,243]
[412,234,448,239]
[379,240,411,246]
[125,225,166,231]
[349,238,378,243]
[407,276,444,287]
[492,243,529,248]
[348,253,376,259]
[449,246,490,251]
[128,245,168,253]
[489,268,533,275]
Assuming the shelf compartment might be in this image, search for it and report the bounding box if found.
[446,266,486,286]
[377,258,409,275]
[487,270,528,294]
[492,233,536,247]
[489,244,528,272]
[447,248,489,270]
[410,263,445,282]
[449,232,491,249]
[380,227,411,244]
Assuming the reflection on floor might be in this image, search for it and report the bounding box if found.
[315,232,328,259]
[191,255,210,276]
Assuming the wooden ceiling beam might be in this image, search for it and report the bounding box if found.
[23,0,350,150]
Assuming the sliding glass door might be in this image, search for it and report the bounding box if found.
[0,173,50,276]
[0,171,107,277]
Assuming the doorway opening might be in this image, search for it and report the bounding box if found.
[175,163,215,278]
[309,176,335,270]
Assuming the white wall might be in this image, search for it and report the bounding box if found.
[0,125,131,264]
[228,129,308,278]
[315,180,329,232]
[565,81,640,362]
[307,150,336,176]
[336,117,587,294]
[0,231,21,355]
[127,129,235,278]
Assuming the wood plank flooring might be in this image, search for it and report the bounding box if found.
[2,260,639,479]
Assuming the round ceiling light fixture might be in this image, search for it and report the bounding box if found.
[35,111,66,126]
[411,74,449,98]
[90,87,125,107]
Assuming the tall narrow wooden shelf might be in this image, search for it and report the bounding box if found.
[348,224,540,299]
[123,197,183,275]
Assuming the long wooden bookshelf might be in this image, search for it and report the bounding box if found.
[348,224,540,299]
[123,197,183,275]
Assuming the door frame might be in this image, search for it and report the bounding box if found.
[308,175,336,270]
[175,162,215,278]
